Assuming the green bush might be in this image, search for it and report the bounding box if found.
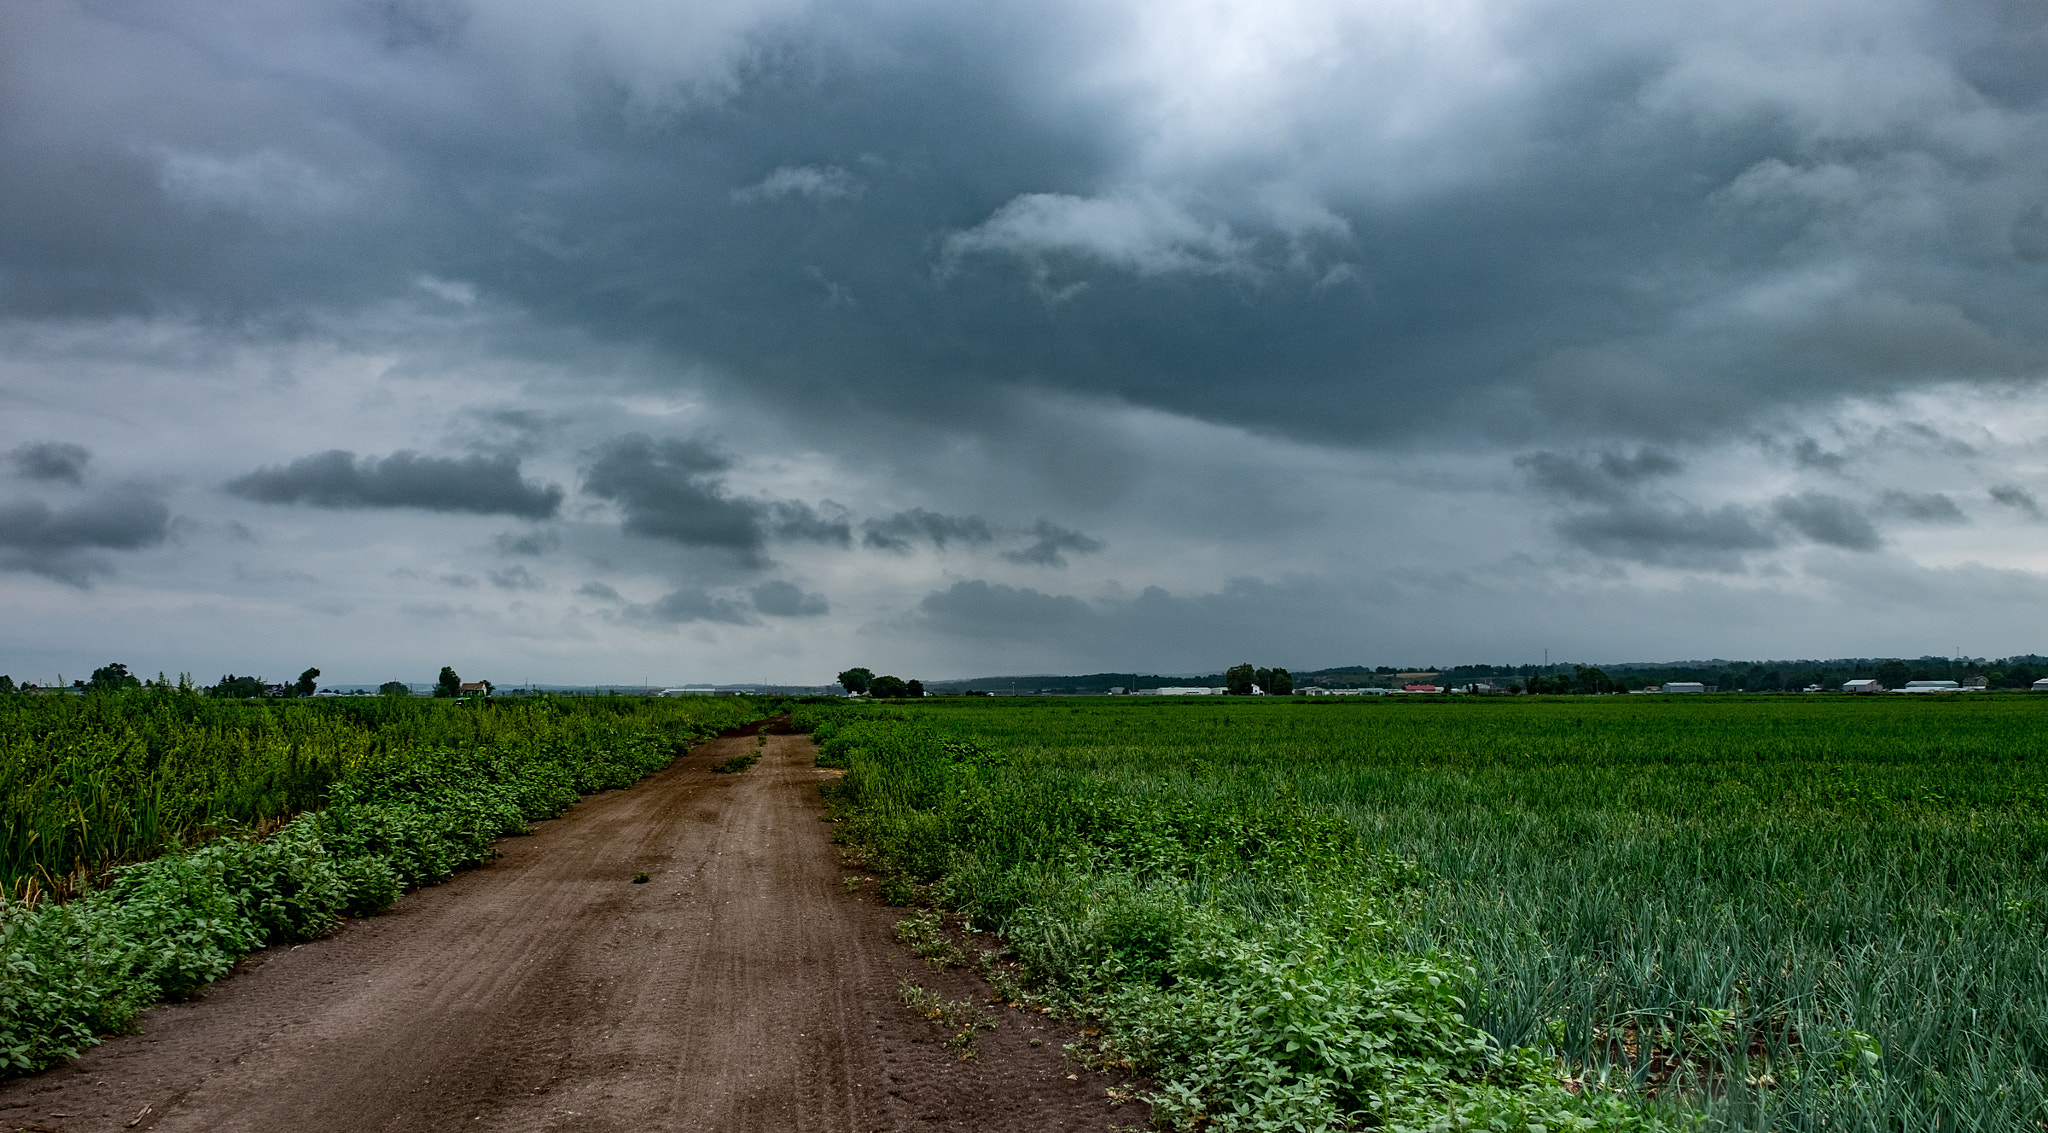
[0,696,758,1073]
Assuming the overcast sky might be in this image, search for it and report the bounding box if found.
[3,0,2047,687]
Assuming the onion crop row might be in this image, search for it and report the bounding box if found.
[807,696,2048,1132]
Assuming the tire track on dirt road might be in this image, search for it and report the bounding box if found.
[0,725,1144,1133]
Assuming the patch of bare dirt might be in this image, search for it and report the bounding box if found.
[0,728,1146,1132]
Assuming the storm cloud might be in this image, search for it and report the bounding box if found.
[1771,493,1883,552]
[0,489,172,585]
[623,588,757,627]
[862,510,996,553]
[226,451,562,518]
[8,442,90,485]
[1876,490,1966,524]
[580,436,848,561]
[1555,503,1782,572]
[1001,521,1105,567]
[750,579,829,617]
[6,0,2048,683]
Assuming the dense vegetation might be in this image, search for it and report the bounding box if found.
[806,695,2048,1132]
[0,685,757,902]
[0,689,759,1071]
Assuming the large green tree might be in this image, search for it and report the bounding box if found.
[293,667,321,698]
[837,667,874,695]
[869,674,909,699]
[1268,668,1293,696]
[435,666,463,698]
[1224,663,1256,696]
[379,681,411,697]
[89,663,141,693]
[210,674,267,698]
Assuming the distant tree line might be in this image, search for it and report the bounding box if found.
[836,667,924,698]
[0,663,511,699]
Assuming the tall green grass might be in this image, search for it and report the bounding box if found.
[810,696,2048,1132]
[1,689,760,1073]
[0,689,758,901]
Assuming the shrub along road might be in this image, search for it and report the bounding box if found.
[0,726,1137,1132]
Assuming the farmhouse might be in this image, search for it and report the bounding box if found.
[1842,679,1883,694]
[1662,682,1706,693]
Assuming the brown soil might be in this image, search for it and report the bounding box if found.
[0,727,1148,1133]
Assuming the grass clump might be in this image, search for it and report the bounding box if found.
[711,752,760,774]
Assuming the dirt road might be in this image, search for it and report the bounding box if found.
[0,726,1142,1133]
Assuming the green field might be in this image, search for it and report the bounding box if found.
[811,695,2048,1132]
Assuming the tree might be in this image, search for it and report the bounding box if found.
[0,675,14,695]
[869,674,909,698]
[210,674,267,698]
[1874,660,1910,689]
[837,667,874,695]
[436,666,463,698]
[293,667,322,698]
[905,679,925,698]
[1254,667,1273,693]
[89,663,141,693]
[1224,663,1256,696]
[1268,668,1293,696]
[379,681,411,697]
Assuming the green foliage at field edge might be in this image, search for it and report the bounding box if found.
[805,706,1686,1133]
[0,695,759,1074]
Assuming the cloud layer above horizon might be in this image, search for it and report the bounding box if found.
[3,0,2047,684]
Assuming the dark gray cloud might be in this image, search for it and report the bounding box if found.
[917,580,1092,638]
[623,587,756,626]
[750,579,829,617]
[1001,520,1104,567]
[767,501,853,547]
[1555,503,1780,571]
[0,489,172,585]
[9,0,2048,683]
[8,442,90,485]
[1789,438,1849,474]
[910,575,1394,664]
[1989,484,2042,518]
[581,436,846,562]
[1516,448,1684,504]
[731,165,864,204]
[487,565,541,590]
[1771,493,1882,551]
[226,451,562,518]
[576,581,622,602]
[494,529,560,556]
[862,509,996,553]
[1875,490,1966,524]
[10,0,2041,457]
